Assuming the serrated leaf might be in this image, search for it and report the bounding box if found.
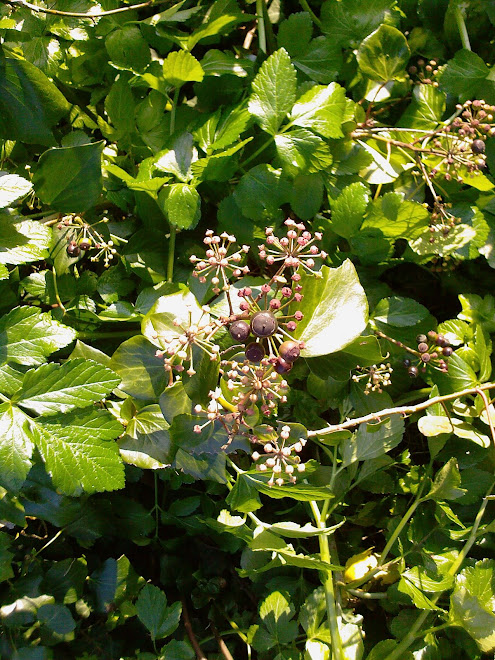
[292,261,368,357]
[136,584,182,640]
[290,82,347,139]
[39,408,123,442]
[294,36,343,84]
[321,0,394,48]
[277,12,313,58]
[362,192,430,240]
[0,215,51,265]
[0,403,34,492]
[105,25,151,73]
[0,264,7,280]
[0,173,33,208]
[233,164,291,221]
[274,128,332,175]
[330,182,370,238]
[248,48,297,135]
[159,183,201,230]
[0,306,76,366]
[34,422,125,496]
[162,50,204,87]
[14,359,120,416]
[357,25,410,81]
[258,591,298,647]
[450,571,495,653]
[440,49,494,102]
[33,142,104,213]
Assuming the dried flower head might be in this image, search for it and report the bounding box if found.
[352,363,393,394]
[190,231,250,293]
[259,219,327,278]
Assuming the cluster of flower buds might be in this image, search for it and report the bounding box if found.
[154,305,221,376]
[427,197,462,238]
[190,231,250,293]
[221,358,288,416]
[408,58,439,87]
[404,331,453,378]
[451,100,495,140]
[58,213,119,267]
[352,363,393,394]
[251,426,307,486]
[259,219,327,279]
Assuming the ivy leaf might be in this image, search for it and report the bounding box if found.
[357,25,410,81]
[33,142,104,213]
[329,182,370,239]
[105,25,151,73]
[277,12,313,58]
[341,416,405,467]
[248,48,297,136]
[14,359,121,416]
[362,192,430,240]
[37,603,76,635]
[0,173,33,208]
[162,50,204,87]
[110,336,168,401]
[118,405,174,469]
[0,306,76,366]
[0,403,35,492]
[158,183,201,230]
[292,261,368,357]
[289,82,347,139]
[321,0,395,47]
[424,458,466,501]
[0,215,51,266]
[136,584,182,641]
[234,164,291,221]
[0,55,69,145]
[141,288,204,350]
[399,84,446,130]
[372,296,430,327]
[274,128,333,175]
[294,36,343,84]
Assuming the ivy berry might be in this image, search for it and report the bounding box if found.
[229,320,250,342]
[251,310,278,338]
[67,241,81,257]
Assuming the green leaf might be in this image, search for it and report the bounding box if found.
[0,403,34,492]
[14,359,120,416]
[341,415,405,467]
[162,50,204,87]
[187,0,244,50]
[372,296,430,327]
[357,25,410,81]
[440,49,495,102]
[259,591,298,647]
[398,576,444,610]
[141,287,204,349]
[248,48,297,136]
[274,128,333,175]
[424,458,467,501]
[35,422,125,496]
[330,182,370,239]
[39,408,123,443]
[111,336,169,401]
[226,473,262,512]
[234,164,291,222]
[155,132,198,181]
[136,583,182,640]
[294,36,343,84]
[118,405,174,469]
[292,261,368,357]
[105,25,151,73]
[105,77,135,138]
[37,603,76,635]
[200,50,250,78]
[0,215,51,265]
[290,173,324,220]
[0,55,69,145]
[159,183,201,230]
[277,12,313,58]
[0,306,76,366]
[362,192,430,240]
[399,84,446,130]
[0,173,32,208]
[289,82,347,139]
[34,142,104,213]
[321,0,395,47]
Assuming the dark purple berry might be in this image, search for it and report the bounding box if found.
[472,139,485,154]
[229,320,250,342]
[67,241,81,257]
[421,353,431,363]
[79,238,92,250]
[416,334,427,344]
[274,357,293,374]
[245,342,265,363]
[278,340,300,363]
[408,366,419,378]
[251,311,278,338]
[418,342,428,353]
[442,346,453,357]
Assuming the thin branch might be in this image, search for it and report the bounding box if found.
[308,382,495,438]
[181,597,207,660]
[6,0,171,18]
[210,621,235,660]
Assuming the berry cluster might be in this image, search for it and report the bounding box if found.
[58,214,119,267]
[221,358,288,416]
[259,220,327,279]
[352,363,393,394]
[404,331,453,378]
[408,58,440,87]
[190,231,250,294]
[251,426,307,486]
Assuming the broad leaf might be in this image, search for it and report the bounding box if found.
[330,182,370,239]
[37,603,76,635]
[0,306,76,366]
[0,173,32,208]
[341,415,405,467]
[321,0,395,47]
[248,48,297,135]
[440,49,495,102]
[136,583,182,640]
[159,183,201,229]
[357,25,410,81]
[33,142,104,213]
[292,261,368,357]
[290,82,347,139]
[162,50,204,87]
[118,405,174,469]
[274,128,333,175]
[0,403,35,492]
[424,458,467,501]
[105,25,151,73]
[14,359,120,416]
[110,336,168,401]
[39,408,123,443]
[233,164,291,221]
[0,215,51,265]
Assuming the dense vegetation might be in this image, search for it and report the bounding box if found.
[2,0,495,658]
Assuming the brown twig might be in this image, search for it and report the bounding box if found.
[210,621,235,660]
[308,382,495,437]
[181,597,207,660]
[6,0,171,18]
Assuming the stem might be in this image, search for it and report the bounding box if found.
[299,0,321,26]
[167,226,176,282]
[153,472,160,539]
[240,137,273,169]
[256,0,267,55]
[308,382,495,438]
[454,5,471,50]
[310,501,344,660]
[51,268,67,314]
[170,87,180,135]
[181,597,207,660]
[6,0,172,18]
[0,392,10,403]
